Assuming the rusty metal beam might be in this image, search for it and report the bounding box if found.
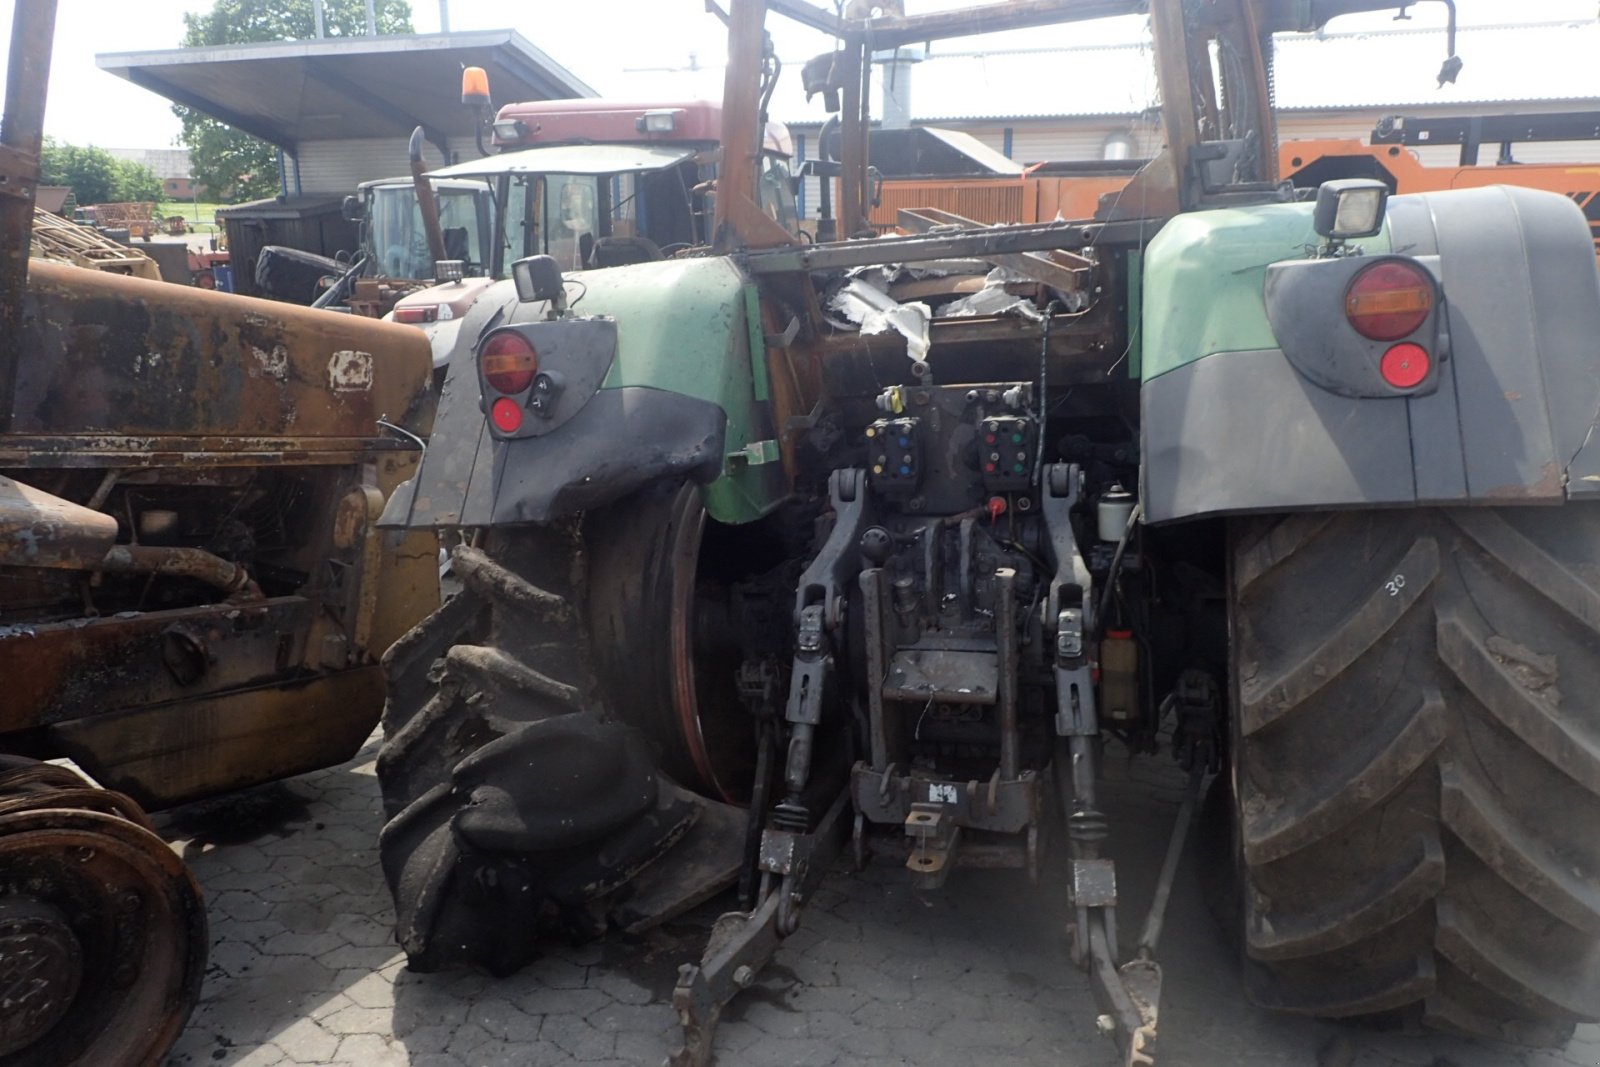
[897,208,1092,291]
[763,0,843,34]
[0,437,409,467]
[832,40,870,238]
[1149,0,1201,209]
[714,0,764,244]
[0,0,58,433]
[744,215,1152,274]
[714,0,796,251]
[858,0,1144,49]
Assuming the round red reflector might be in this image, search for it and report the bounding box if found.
[480,331,538,394]
[490,396,524,433]
[1345,260,1433,341]
[1380,343,1430,389]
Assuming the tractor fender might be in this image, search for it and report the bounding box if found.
[381,256,782,529]
[1140,186,1600,522]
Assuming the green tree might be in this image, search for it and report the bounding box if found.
[39,140,166,205]
[40,139,119,205]
[176,0,414,202]
[112,159,164,203]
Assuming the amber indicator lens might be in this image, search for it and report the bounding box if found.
[480,332,539,394]
[1345,260,1434,341]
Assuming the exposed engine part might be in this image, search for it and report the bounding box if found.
[97,544,261,599]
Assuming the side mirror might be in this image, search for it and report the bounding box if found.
[341,195,363,222]
[512,255,564,304]
[1314,179,1388,241]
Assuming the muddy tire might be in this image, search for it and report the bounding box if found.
[1230,507,1600,1044]
[376,485,748,975]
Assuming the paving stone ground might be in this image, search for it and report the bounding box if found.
[154,736,1600,1067]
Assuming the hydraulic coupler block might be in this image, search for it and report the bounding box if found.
[979,416,1036,493]
[866,417,922,494]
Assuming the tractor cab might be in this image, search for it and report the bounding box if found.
[348,175,497,281]
[390,98,797,367]
[430,99,798,272]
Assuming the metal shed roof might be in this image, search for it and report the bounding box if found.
[96,30,595,157]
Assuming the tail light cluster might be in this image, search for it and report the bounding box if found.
[479,330,540,435]
[1265,250,1445,400]
[1344,259,1437,390]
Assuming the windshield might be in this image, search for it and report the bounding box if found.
[366,184,493,280]
[498,162,706,271]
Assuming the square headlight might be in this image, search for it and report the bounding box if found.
[1314,178,1389,241]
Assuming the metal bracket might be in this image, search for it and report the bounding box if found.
[791,468,870,631]
[904,802,960,889]
[1040,463,1091,632]
[1055,660,1098,737]
[668,788,850,1067]
[1087,912,1160,1067]
[1042,465,1099,737]
[764,315,801,349]
[1070,857,1118,909]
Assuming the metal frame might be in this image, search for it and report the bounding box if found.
[1372,110,1600,166]
[0,0,57,432]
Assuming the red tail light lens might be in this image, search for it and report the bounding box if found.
[490,396,524,433]
[480,332,538,394]
[1345,260,1434,341]
[1380,342,1430,389]
[393,305,437,325]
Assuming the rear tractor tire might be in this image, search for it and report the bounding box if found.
[376,484,754,974]
[1230,506,1600,1045]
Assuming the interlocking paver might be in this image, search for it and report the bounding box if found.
[157,734,1600,1067]
[332,1033,406,1065]
[272,1019,340,1064]
[318,1003,396,1036]
[539,1015,615,1061]
[466,998,543,1043]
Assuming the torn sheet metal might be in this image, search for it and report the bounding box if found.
[939,266,1049,321]
[827,276,933,375]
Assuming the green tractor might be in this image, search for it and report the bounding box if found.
[377,1,1600,1063]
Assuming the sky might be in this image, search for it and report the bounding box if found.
[0,0,1593,151]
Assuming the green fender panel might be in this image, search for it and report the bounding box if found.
[1139,203,1390,383]
[567,257,785,524]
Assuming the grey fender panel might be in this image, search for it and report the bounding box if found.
[1141,349,1415,523]
[1145,186,1600,522]
[380,385,725,528]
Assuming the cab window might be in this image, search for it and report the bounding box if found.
[757,155,798,235]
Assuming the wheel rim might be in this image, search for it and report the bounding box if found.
[0,808,206,1067]
[667,487,756,804]
[0,899,82,1056]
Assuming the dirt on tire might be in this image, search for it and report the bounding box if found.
[375,491,745,976]
[1229,506,1600,1046]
